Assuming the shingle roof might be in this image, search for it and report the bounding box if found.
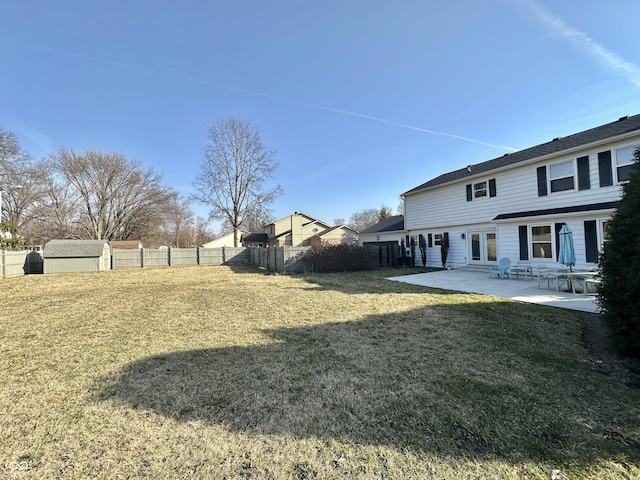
[241,233,268,243]
[359,215,405,235]
[110,240,142,249]
[43,239,109,258]
[493,201,617,221]
[403,114,640,196]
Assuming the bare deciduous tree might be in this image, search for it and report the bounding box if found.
[49,148,175,241]
[0,127,29,171]
[163,194,195,247]
[0,128,45,239]
[348,205,393,232]
[192,117,282,247]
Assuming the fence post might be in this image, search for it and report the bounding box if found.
[141,248,145,268]
[1,249,5,279]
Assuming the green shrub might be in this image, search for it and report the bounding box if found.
[598,147,640,357]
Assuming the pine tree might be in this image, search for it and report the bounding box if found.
[598,147,640,357]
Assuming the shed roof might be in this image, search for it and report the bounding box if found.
[403,114,640,196]
[110,240,142,249]
[43,239,110,258]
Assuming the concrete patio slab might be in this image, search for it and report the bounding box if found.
[387,269,599,313]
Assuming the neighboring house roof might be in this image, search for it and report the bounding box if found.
[403,114,640,195]
[359,215,405,235]
[270,230,292,240]
[314,225,358,237]
[43,239,110,258]
[242,233,268,243]
[110,240,142,249]
[266,211,330,230]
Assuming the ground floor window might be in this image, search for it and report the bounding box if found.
[531,225,553,259]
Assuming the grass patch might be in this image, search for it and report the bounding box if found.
[1,265,639,479]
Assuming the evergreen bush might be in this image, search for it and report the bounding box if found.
[598,147,640,357]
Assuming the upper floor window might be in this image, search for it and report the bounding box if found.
[466,178,497,201]
[549,160,575,193]
[614,145,638,182]
[434,233,443,246]
[473,181,487,198]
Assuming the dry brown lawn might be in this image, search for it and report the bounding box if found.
[1,265,639,479]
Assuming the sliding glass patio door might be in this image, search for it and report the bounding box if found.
[468,230,497,265]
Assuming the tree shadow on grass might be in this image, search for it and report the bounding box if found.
[94,302,640,468]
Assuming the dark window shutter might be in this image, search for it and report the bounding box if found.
[577,156,590,190]
[536,166,548,196]
[489,178,497,197]
[427,233,433,248]
[466,184,472,201]
[554,222,566,257]
[518,225,529,261]
[584,220,598,263]
[598,150,613,187]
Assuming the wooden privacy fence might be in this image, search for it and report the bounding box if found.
[1,250,43,278]
[112,247,250,270]
[112,246,307,273]
[248,246,309,273]
[3,245,398,278]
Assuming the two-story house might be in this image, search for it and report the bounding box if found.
[401,114,640,270]
[242,212,357,247]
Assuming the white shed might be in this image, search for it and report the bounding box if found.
[43,240,111,274]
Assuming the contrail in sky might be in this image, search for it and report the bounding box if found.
[8,40,516,152]
[175,78,518,151]
[523,0,640,88]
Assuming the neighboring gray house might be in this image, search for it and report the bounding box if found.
[43,240,111,274]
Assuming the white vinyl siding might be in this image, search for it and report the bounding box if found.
[405,149,625,232]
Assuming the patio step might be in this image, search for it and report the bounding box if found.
[459,265,491,273]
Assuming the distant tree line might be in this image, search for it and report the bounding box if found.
[3,115,402,249]
[0,127,213,248]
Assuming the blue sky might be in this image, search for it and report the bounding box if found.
[2,1,640,228]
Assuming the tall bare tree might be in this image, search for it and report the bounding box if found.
[192,117,282,247]
[26,161,83,242]
[0,127,46,239]
[0,127,29,172]
[163,194,195,247]
[348,205,393,232]
[49,148,175,241]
